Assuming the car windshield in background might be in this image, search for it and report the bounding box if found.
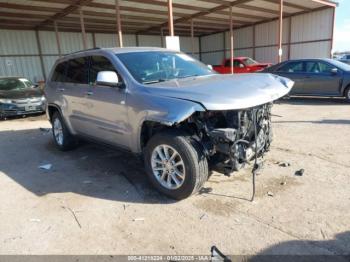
[116,51,215,84]
[243,58,258,66]
[0,78,31,91]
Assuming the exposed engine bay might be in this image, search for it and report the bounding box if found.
[189,103,273,172]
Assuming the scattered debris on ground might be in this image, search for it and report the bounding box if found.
[133,218,145,222]
[39,127,51,133]
[38,164,52,170]
[199,214,207,220]
[267,191,274,197]
[61,206,82,228]
[82,180,92,184]
[277,161,291,167]
[29,218,41,222]
[295,169,305,176]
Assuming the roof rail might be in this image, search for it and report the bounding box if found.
[64,47,101,56]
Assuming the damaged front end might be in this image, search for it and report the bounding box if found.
[189,103,273,172]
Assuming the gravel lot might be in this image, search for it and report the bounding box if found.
[0,97,349,256]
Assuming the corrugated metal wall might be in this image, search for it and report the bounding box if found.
[200,8,333,65]
[0,30,199,82]
[0,8,333,82]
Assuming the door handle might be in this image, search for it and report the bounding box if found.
[85,91,93,96]
[58,88,65,92]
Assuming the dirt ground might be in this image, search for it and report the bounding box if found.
[0,97,349,256]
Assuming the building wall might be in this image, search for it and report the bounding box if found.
[0,8,333,82]
[0,30,199,82]
[200,8,334,65]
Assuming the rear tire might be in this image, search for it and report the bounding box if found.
[144,130,208,200]
[51,112,78,151]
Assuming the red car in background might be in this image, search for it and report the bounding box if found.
[213,57,272,74]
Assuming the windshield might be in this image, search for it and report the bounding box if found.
[116,51,215,84]
[0,78,33,91]
[243,58,258,66]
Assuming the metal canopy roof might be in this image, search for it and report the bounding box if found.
[0,0,338,37]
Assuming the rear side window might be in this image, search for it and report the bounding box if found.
[89,56,119,84]
[65,57,89,84]
[52,62,67,82]
[277,61,304,73]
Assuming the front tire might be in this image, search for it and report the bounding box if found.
[51,112,77,151]
[345,87,350,102]
[144,130,208,200]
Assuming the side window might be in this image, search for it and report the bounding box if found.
[277,62,304,73]
[89,56,120,84]
[305,61,320,73]
[224,59,231,67]
[318,62,336,74]
[52,62,67,82]
[306,62,335,74]
[65,57,89,84]
[233,60,244,68]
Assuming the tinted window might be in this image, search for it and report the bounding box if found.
[277,61,304,73]
[90,56,118,84]
[65,57,88,84]
[306,61,335,74]
[52,62,67,82]
[233,60,244,68]
[224,59,244,67]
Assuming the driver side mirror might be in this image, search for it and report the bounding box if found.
[96,71,122,87]
[239,63,245,68]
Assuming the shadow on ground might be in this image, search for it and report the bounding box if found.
[276,96,348,106]
[273,119,350,125]
[247,231,350,262]
[0,128,173,205]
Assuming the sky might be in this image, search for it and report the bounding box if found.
[334,0,350,52]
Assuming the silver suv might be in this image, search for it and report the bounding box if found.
[45,47,293,199]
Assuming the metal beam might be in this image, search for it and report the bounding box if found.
[168,0,174,36]
[35,30,46,80]
[262,0,312,11]
[191,19,194,55]
[140,0,254,34]
[229,6,234,74]
[54,21,62,57]
[115,0,123,47]
[278,0,283,63]
[79,7,88,50]
[35,0,94,29]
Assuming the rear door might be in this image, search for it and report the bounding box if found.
[62,56,91,133]
[85,55,129,149]
[303,60,342,95]
[275,61,306,94]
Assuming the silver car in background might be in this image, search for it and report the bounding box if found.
[45,47,293,199]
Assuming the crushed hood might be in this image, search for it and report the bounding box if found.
[145,73,293,110]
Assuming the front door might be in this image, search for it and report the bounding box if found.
[85,55,129,149]
[303,61,342,95]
